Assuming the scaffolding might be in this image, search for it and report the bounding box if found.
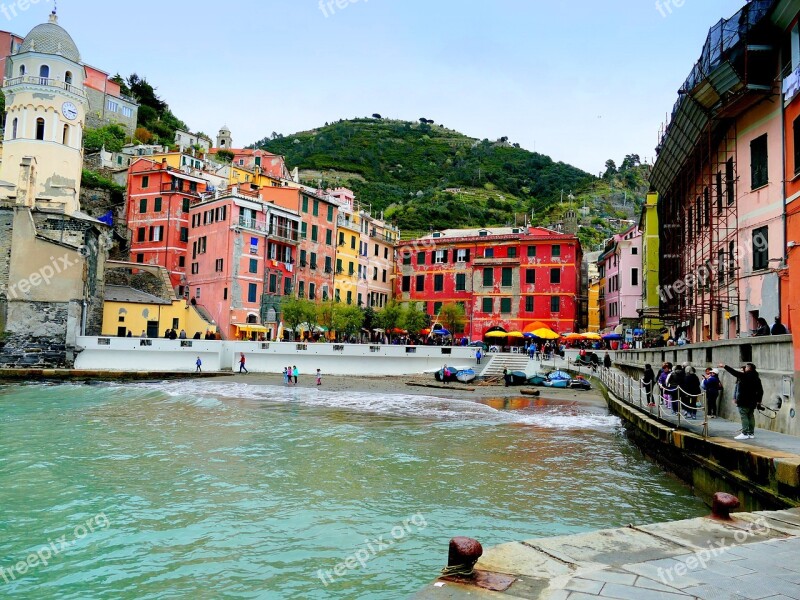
[659,118,739,341]
[653,0,778,341]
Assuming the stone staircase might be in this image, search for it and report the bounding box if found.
[479,354,533,378]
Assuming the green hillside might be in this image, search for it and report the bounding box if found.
[254,118,648,251]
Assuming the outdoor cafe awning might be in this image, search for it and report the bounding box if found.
[234,323,268,333]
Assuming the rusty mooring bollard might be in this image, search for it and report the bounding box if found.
[711,492,740,520]
[443,537,483,577]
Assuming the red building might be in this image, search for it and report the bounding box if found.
[126,158,208,292]
[396,227,582,338]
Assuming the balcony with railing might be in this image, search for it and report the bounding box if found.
[268,224,300,244]
[3,76,86,99]
[162,182,201,198]
[238,216,266,233]
[337,215,358,230]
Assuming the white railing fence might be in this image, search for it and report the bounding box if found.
[598,367,709,438]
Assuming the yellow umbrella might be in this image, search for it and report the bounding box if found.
[485,331,508,338]
[562,332,583,340]
[532,328,560,340]
[507,331,525,338]
[583,332,602,340]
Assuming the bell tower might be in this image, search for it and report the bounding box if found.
[216,125,232,150]
[0,11,87,214]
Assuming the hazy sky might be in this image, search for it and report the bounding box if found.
[11,0,747,174]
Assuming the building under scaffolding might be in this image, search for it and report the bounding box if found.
[650,0,785,341]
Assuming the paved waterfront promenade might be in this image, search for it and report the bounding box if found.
[600,366,800,456]
[412,509,800,599]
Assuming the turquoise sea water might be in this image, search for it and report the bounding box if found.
[0,381,706,599]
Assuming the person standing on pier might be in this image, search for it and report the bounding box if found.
[772,317,788,335]
[683,366,701,419]
[719,363,763,440]
[703,368,721,418]
[476,349,482,365]
[239,353,248,374]
[195,356,202,373]
[641,364,656,407]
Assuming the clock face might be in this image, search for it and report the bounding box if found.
[62,102,78,121]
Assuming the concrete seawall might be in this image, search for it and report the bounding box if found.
[613,336,798,436]
[604,385,800,510]
[72,336,478,376]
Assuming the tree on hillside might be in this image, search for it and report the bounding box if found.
[439,302,466,336]
[603,159,617,179]
[620,154,641,171]
[83,124,126,152]
[372,113,382,119]
[401,302,427,336]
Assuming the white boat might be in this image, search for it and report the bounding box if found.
[456,369,476,383]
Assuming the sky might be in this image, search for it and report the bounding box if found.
[6,0,748,174]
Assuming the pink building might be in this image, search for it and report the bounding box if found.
[186,189,301,340]
[598,226,642,331]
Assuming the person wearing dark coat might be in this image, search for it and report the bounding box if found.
[702,368,722,418]
[603,353,612,369]
[754,317,771,337]
[682,366,702,419]
[719,362,764,440]
[641,364,656,406]
[772,317,788,336]
[666,365,685,415]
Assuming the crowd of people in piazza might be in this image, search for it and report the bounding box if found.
[638,360,763,441]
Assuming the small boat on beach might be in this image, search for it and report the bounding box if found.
[456,369,476,383]
[543,370,572,388]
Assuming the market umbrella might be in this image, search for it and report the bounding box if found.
[583,332,601,340]
[433,329,451,336]
[420,328,431,335]
[602,333,623,340]
[507,331,525,338]
[523,321,550,334]
[485,331,508,338]
[531,328,560,340]
[562,332,583,340]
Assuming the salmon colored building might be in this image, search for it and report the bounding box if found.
[396,227,582,339]
[262,186,339,302]
[126,158,208,292]
[185,189,301,340]
[651,0,786,342]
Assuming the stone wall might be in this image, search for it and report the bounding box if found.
[0,301,73,368]
[614,336,798,436]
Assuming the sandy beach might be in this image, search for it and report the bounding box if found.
[223,372,609,408]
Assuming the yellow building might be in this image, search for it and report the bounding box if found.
[639,192,663,333]
[334,210,362,305]
[588,279,601,333]
[102,286,216,338]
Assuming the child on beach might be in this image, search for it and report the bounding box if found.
[283,367,289,385]
[316,369,322,386]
